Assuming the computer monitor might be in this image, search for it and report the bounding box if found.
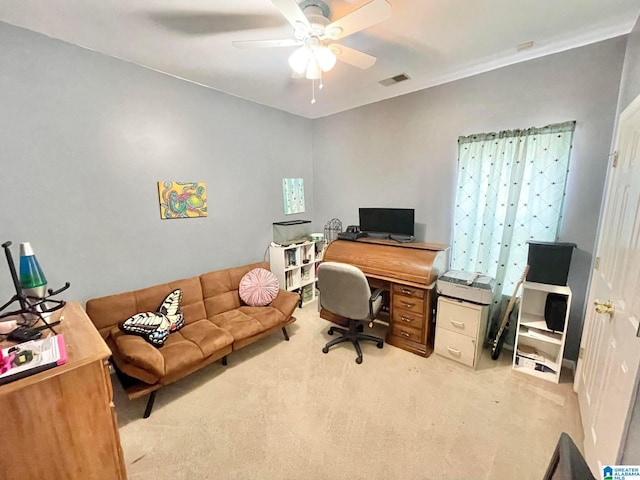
[358,208,415,236]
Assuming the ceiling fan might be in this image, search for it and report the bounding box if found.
[233,0,391,101]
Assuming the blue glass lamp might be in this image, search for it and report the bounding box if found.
[19,242,47,298]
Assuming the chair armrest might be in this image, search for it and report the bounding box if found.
[368,288,385,320]
[370,288,384,302]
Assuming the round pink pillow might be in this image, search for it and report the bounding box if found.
[239,268,280,306]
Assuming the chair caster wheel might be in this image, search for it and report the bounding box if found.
[356,357,363,364]
[377,342,384,349]
[322,346,329,354]
[328,328,334,335]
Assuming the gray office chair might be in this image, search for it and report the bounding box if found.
[317,261,384,364]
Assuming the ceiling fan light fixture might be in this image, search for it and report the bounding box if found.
[288,46,311,74]
[313,45,337,72]
[306,58,322,79]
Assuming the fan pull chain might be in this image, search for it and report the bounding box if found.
[310,73,325,104]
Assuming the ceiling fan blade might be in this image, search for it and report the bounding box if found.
[324,0,391,40]
[233,38,301,49]
[271,0,311,30]
[146,12,285,36]
[330,44,377,69]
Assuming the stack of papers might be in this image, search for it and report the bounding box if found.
[0,335,67,386]
[517,344,546,363]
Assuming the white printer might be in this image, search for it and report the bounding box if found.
[436,270,495,305]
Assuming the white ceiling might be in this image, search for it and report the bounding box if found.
[1,0,639,119]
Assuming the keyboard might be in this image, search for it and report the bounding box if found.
[389,234,414,243]
[337,231,368,241]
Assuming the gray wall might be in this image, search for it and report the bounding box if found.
[312,37,627,361]
[619,16,640,467]
[1,11,637,461]
[0,23,313,304]
[0,22,627,364]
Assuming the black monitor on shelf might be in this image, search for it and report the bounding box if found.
[358,208,415,240]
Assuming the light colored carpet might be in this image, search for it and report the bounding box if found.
[114,302,584,480]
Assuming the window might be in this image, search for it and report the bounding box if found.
[451,121,575,297]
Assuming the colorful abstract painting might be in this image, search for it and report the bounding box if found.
[158,181,207,219]
[282,178,305,215]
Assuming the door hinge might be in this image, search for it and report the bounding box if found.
[612,151,618,168]
[579,347,584,359]
[594,257,600,270]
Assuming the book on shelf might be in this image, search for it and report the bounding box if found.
[286,249,297,267]
[301,285,313,302]
[515,354,556,373]
[0,334,67,386]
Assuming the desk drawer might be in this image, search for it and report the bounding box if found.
[434,327,476,367]
[391,322,422,343]
[392,284,425,300]
[392,309,425,331]
[393,295,424,315]
[437,297,481,338]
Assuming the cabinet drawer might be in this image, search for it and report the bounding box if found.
[434,327,476,367]
[437,297,481,338]
[392,284,425,300]
[393,295,424,315]
[391,322,422,343]
[392,309,425,331]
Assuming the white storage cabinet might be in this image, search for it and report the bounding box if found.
[269,241,324,307]
[512,282,571,383]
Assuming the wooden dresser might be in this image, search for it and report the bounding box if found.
[321,238,449,357]
[0,302,126,479]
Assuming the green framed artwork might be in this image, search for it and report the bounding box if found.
[282,178,305,215]
[158,181,207,219]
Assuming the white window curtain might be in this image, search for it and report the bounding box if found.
[451,121,575,303]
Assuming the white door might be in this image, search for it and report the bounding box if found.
[574,95,640,474]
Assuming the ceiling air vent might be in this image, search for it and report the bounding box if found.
[516,41,534,51]
[379,73,411,86]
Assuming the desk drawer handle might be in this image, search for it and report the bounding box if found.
[400,330,411,338]
[400,288,415,296]
[450,320,465,328]
[400,315,414,323]
[400,301,415,308]
[447,346,461,356]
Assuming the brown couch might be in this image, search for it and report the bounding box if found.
[85,261,299,417]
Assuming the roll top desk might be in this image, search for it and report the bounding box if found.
[321,238,449,357]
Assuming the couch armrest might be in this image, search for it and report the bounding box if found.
[270,289,300,320]
[111,329,166,379]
